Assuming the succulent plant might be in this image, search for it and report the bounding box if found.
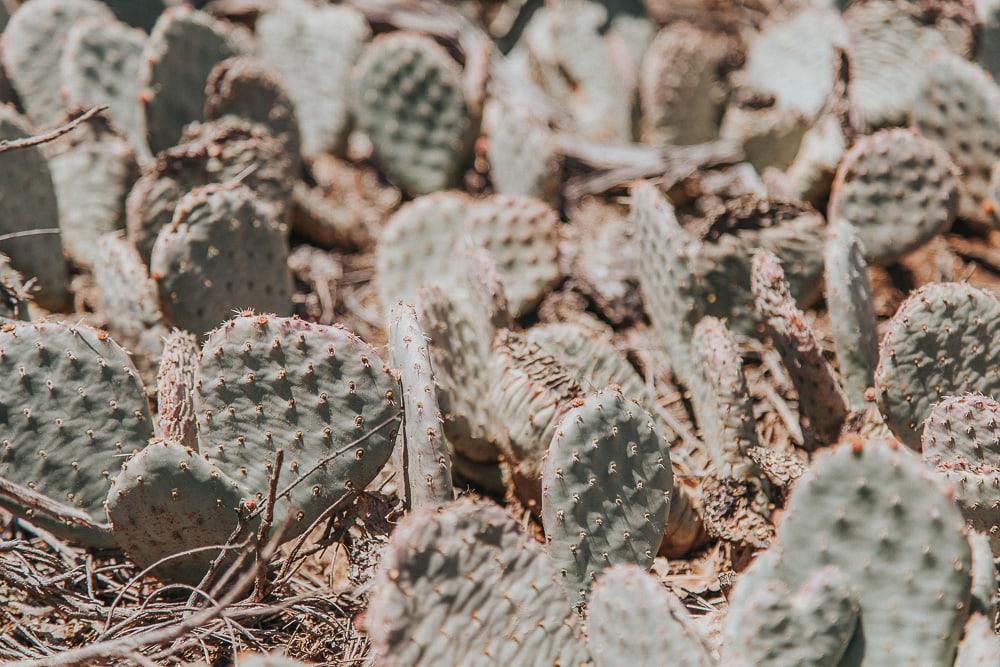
[720,103,809,172]
[352,32,472,195]
[482,97,560,203]
[149,183,293,336]
[140,6,243,154]
[367,498,588,666]
[0,321,154,547]
[969,530,998,616]
[875,282,1000,449]
[587,565,713,667]
[386,301,453,509]
[126,116,293,264]
[828,128,958,264]
[256,0,369,158]
[60,17,150,164]
[0,0,114,127]
[156,330,199,450]
[377,191,561,319]
[824,224,879,409]
[955,613,1000,667]
[751,250,847,446]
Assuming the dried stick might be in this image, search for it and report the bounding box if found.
[0,477,112,533]
[0,105,107,154]
[252,448,283,602]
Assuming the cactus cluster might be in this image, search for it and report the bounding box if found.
[0,0,997,664]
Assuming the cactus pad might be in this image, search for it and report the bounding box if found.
[824,224,879,409]
[766,439,972,666]
[106,438,251,584]
[256,0,369,158]
[875,282,1000,449]
[0,322,154,546]
[912,54,1000,225]
[140,6,241,154]
[542,389,672,604]
[955,613,1000,667]
[828,128,958,264]
[387,301,452,509]
[0,0,113,126]
[367,498,587,666]
[483,97,559,202]
[150,184,292,335]
[587,565,713,667]
[352,32,472,195]
[194,315,400,537]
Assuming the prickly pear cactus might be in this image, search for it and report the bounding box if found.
[367,499,589,666]
[587,565,713,667]
[156,330,199,450]
[690,316,759,478]
[194,315,400,539]
[376,192,561,318]
[106,438,252,584]
[126,116,293,264]
[256,0,369,158]
[921,393,1000,552]
[720,103,809,173]
[912,54,1000,226]
[875,282,1000,449]
[741,6,848,119]
[542,389,672,604]
[0,0,114,126]
[140,6,242,154]
[352,32,472,195]
[492,330,583,512]
[724,566,859,667]
[824,224,878,409]
[760,439,973,666]
[828,128,958,264]
[44,113,138,269]
[60,17,150,164]
[955,613,1000,667]
[149,183,293,335]
[387,301,453,509]
[751,250,847,446]
[482,97,559,203]
[639,22,730,146]
[0,322,154,546]
[631,182,824,386]
[204,57,301,162]
[969,530,998,616]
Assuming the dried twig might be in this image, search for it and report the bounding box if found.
[252,448,284,602]
[0,477,112,533]
[0,105,107,154]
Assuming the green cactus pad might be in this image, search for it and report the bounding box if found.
[140,6,241,154]
[828,128,957,264]
[720,104,809,172]
[156,330,199,450]
[482,97,559,203]
[0,322,154,546]
[367,498,588,666]
[631,181,824,386]
[752,250,847,446]
[376,192,561,318]
[492,330,583,512]
[204,57,301,163]
[955,613,1000,667]
[587,565,713,667]
[875,282,1000,449]
[256,0,369,158]
[724,566,860,667]
[126,116,293,264]
[542,388,672,604]
[352,32,472,195]
[639,22,729,146]
[741,7,848,119]
[0,0,113,126]
[194,315,400,538]
[767,439,972,666]
[150,183,292,336]
[968,530,998,615]
[824,224,879,409]
[106,438,252,584]
[387,301,453,509]
[0,105,70,312]
[60,17,150,164]
[92,233,168,380]
[44,113,138,269]
[912,54,1000,226]
[690,316,759,479]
